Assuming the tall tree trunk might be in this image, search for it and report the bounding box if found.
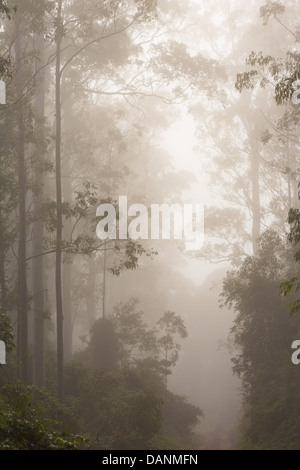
[290,141,298,208]
[240,107,262,258]
[15,17,28,382]
[62,94,74,363]
[250,138,261,257]
[102,241,107,319]
[55,0,64,402]
[287,140,292,210]
[32,28,46,388]
[87,259,97,330]
[63,257,73,362]
[0,214,6,311]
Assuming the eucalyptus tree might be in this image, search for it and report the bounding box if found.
[187,0,298,264]
[49,0,226,400]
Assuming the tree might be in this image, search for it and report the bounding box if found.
[113,298,157,367]
[14,8,30,382]
[49,0,215,400]
[221,230,300,449]
[0,5,16,361]
[0,382,86,450]
[233,1,300,315]
[32,5,47,388]
[156,310,188,388]
[0,0,56,384]
[235,0,300,222]
[281,202,300,315]
[186,0,298,265]
[89,318,120,371]
[54,0,64,402]
[0,2,15,77]
[46,0,159,401]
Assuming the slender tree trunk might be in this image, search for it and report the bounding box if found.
[15,18,28,382]
[287,140,292,210]
[240,107,262,258]
[102,241,107,319]
[55,0,64,402]
[250,139,261,257]
[0,214,6,308]
[61,168,73,362]
[63,258,73,362]
[290,141,298,208]
[0,111,6,309]
[62,94,74,362]
[87,259,97,330]
[32,29,46,388]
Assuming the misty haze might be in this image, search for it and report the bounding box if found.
[0,0,300,452]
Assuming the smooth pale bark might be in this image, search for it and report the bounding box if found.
[290,141,298,208]
[87,259,97,330]
[55,0,64,402]
[0,212,6,309]
[15,17,28,382]
[62,94,74,363]
[61,153,73,362]
[287,141,292,210]
[240,108,261,258]
[250,139,261,258]
[63,254,73,363]
[32,29,46,388]
[102,241,107,319]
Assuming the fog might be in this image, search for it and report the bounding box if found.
[0,0,300,451]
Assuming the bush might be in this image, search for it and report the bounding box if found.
[0,382,86,450]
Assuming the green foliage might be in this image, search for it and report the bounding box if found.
[149,40,226,98]
[156,310,188,376]
[89,318,120,371]
[109,240,158,277]
[0,1,16,20]
[38,188,157,270]
[281,277,300,316]
[234,1,299,108]
[113,298,157,366]
[260,1,285,25]
[222,230,300,449]
[0,56,11,81]
[162,390,203,440]
[67,301,200,449]
[133,0,157,23]
[0,0,205,451]
[280,197,300,315]
[64,366,162,450]
[235,50,300,105]
[76,299,189,378]
[63,361,202,450]
[0,313,13,352]
[0,382,86,450]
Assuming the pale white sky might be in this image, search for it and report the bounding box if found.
[162,111,225,285]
